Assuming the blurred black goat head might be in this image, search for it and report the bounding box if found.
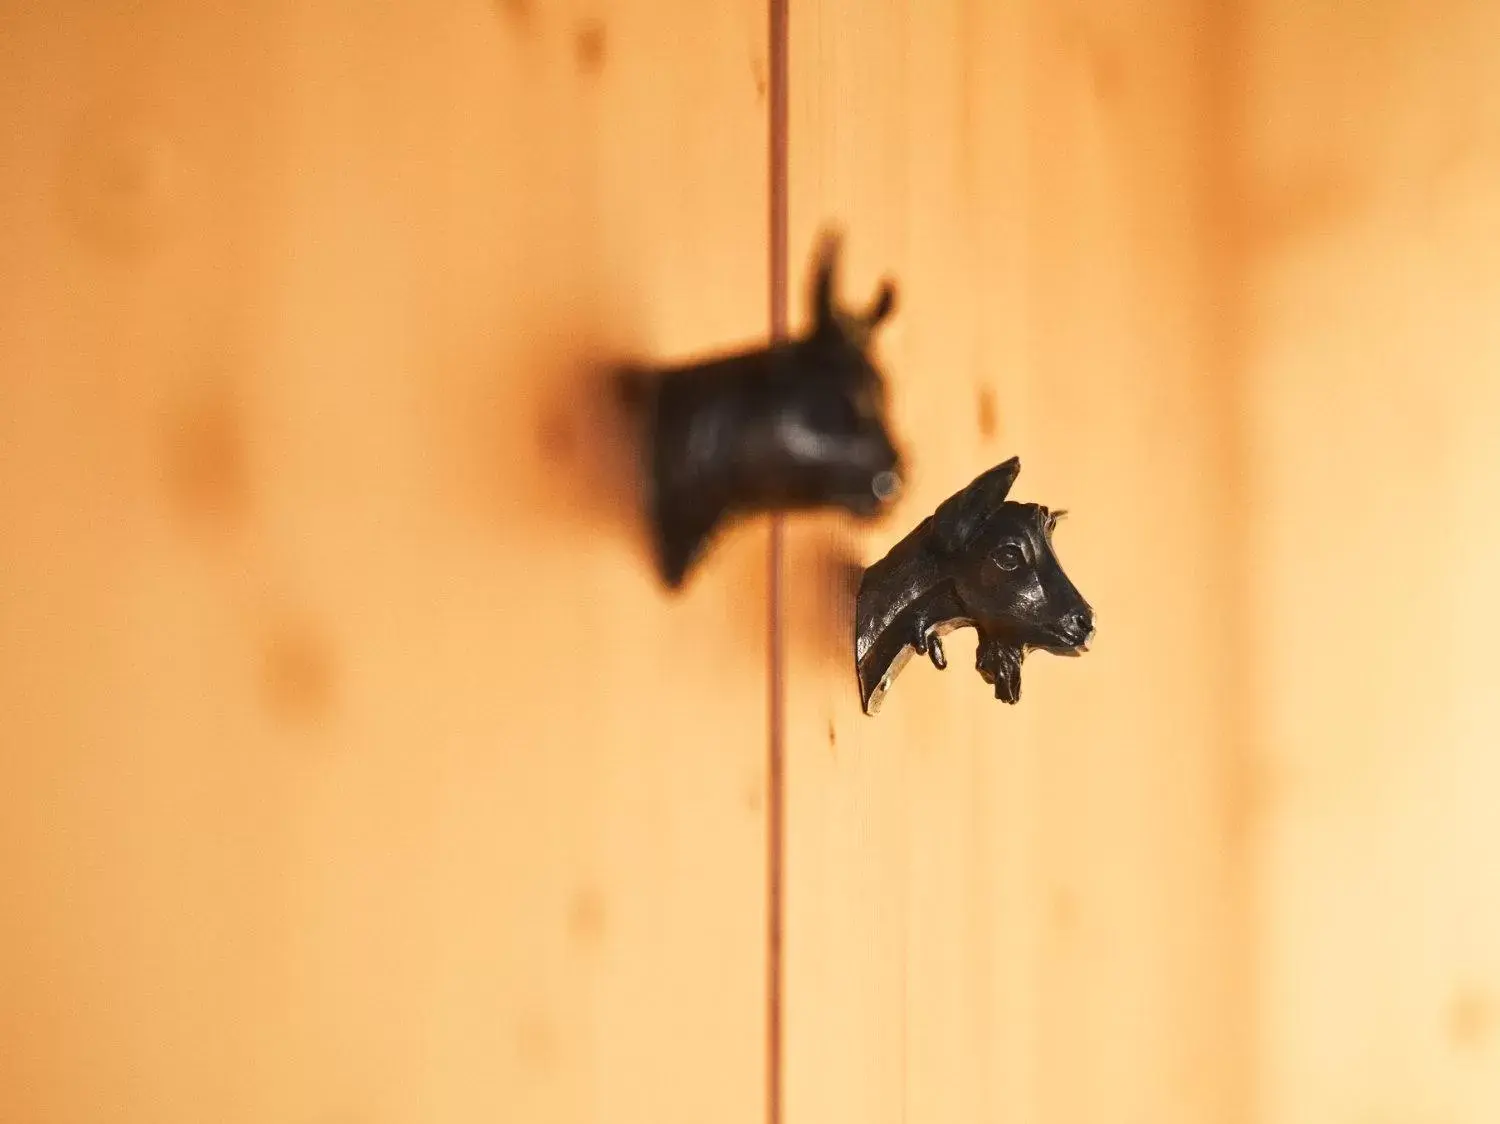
[621,231,905,590]
[854,457,1094,714]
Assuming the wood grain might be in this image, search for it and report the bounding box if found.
[0,3,769,1122]
[780,2,1244,1123]
[11,3,1500,1122]
[1240,1,1500,1120]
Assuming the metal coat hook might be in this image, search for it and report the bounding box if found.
[854,456,1095,714]
[621,231,906,590]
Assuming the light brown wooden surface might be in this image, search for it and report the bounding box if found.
[0,3,769,1122]
[9,3,1500,1124]
[1240,1,1500,1120]
[781,3,1243,1123]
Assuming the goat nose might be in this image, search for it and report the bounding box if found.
[872,469,902,503]
[1064,607,1095,643]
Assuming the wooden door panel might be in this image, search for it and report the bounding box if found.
[781,3,1241,1123]
[0,4,769,1122]
[1240,1,1500,1120]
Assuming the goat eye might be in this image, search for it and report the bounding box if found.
[994,544,1026,571]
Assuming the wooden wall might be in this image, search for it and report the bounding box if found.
[3,1,1499,1123]
[781,3,1241,1124]
[1240,0,1500,1120]
[0,3,770,1121]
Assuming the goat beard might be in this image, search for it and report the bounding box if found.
[975,635,1026,704]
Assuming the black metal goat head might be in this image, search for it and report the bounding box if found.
[623,232,905,590]
[854,457,1095,714]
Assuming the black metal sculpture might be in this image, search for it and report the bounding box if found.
[854,457,1094,714]
[622,233,905,589]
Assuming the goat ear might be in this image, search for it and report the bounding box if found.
[809,229,843,335]
[866,281,896,330]
[840,280,897,353]
[931,457,1021,554]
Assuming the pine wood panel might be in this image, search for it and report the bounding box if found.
[780,2,1243,1122]
[1240,1,1500,1120]
[0,3,768,1122]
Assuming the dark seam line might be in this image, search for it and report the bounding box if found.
[766,0,789,1123]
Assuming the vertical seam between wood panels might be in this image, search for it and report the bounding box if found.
[766,0,789,1121]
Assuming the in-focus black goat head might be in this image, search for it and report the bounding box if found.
[622,232,905,589]
[854,456,1094,714]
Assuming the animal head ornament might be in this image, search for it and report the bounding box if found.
[854,457,1094,714]
[623,232,905,589]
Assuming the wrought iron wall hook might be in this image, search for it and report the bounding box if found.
[621,231,906,590]
[854,456,1095,714]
